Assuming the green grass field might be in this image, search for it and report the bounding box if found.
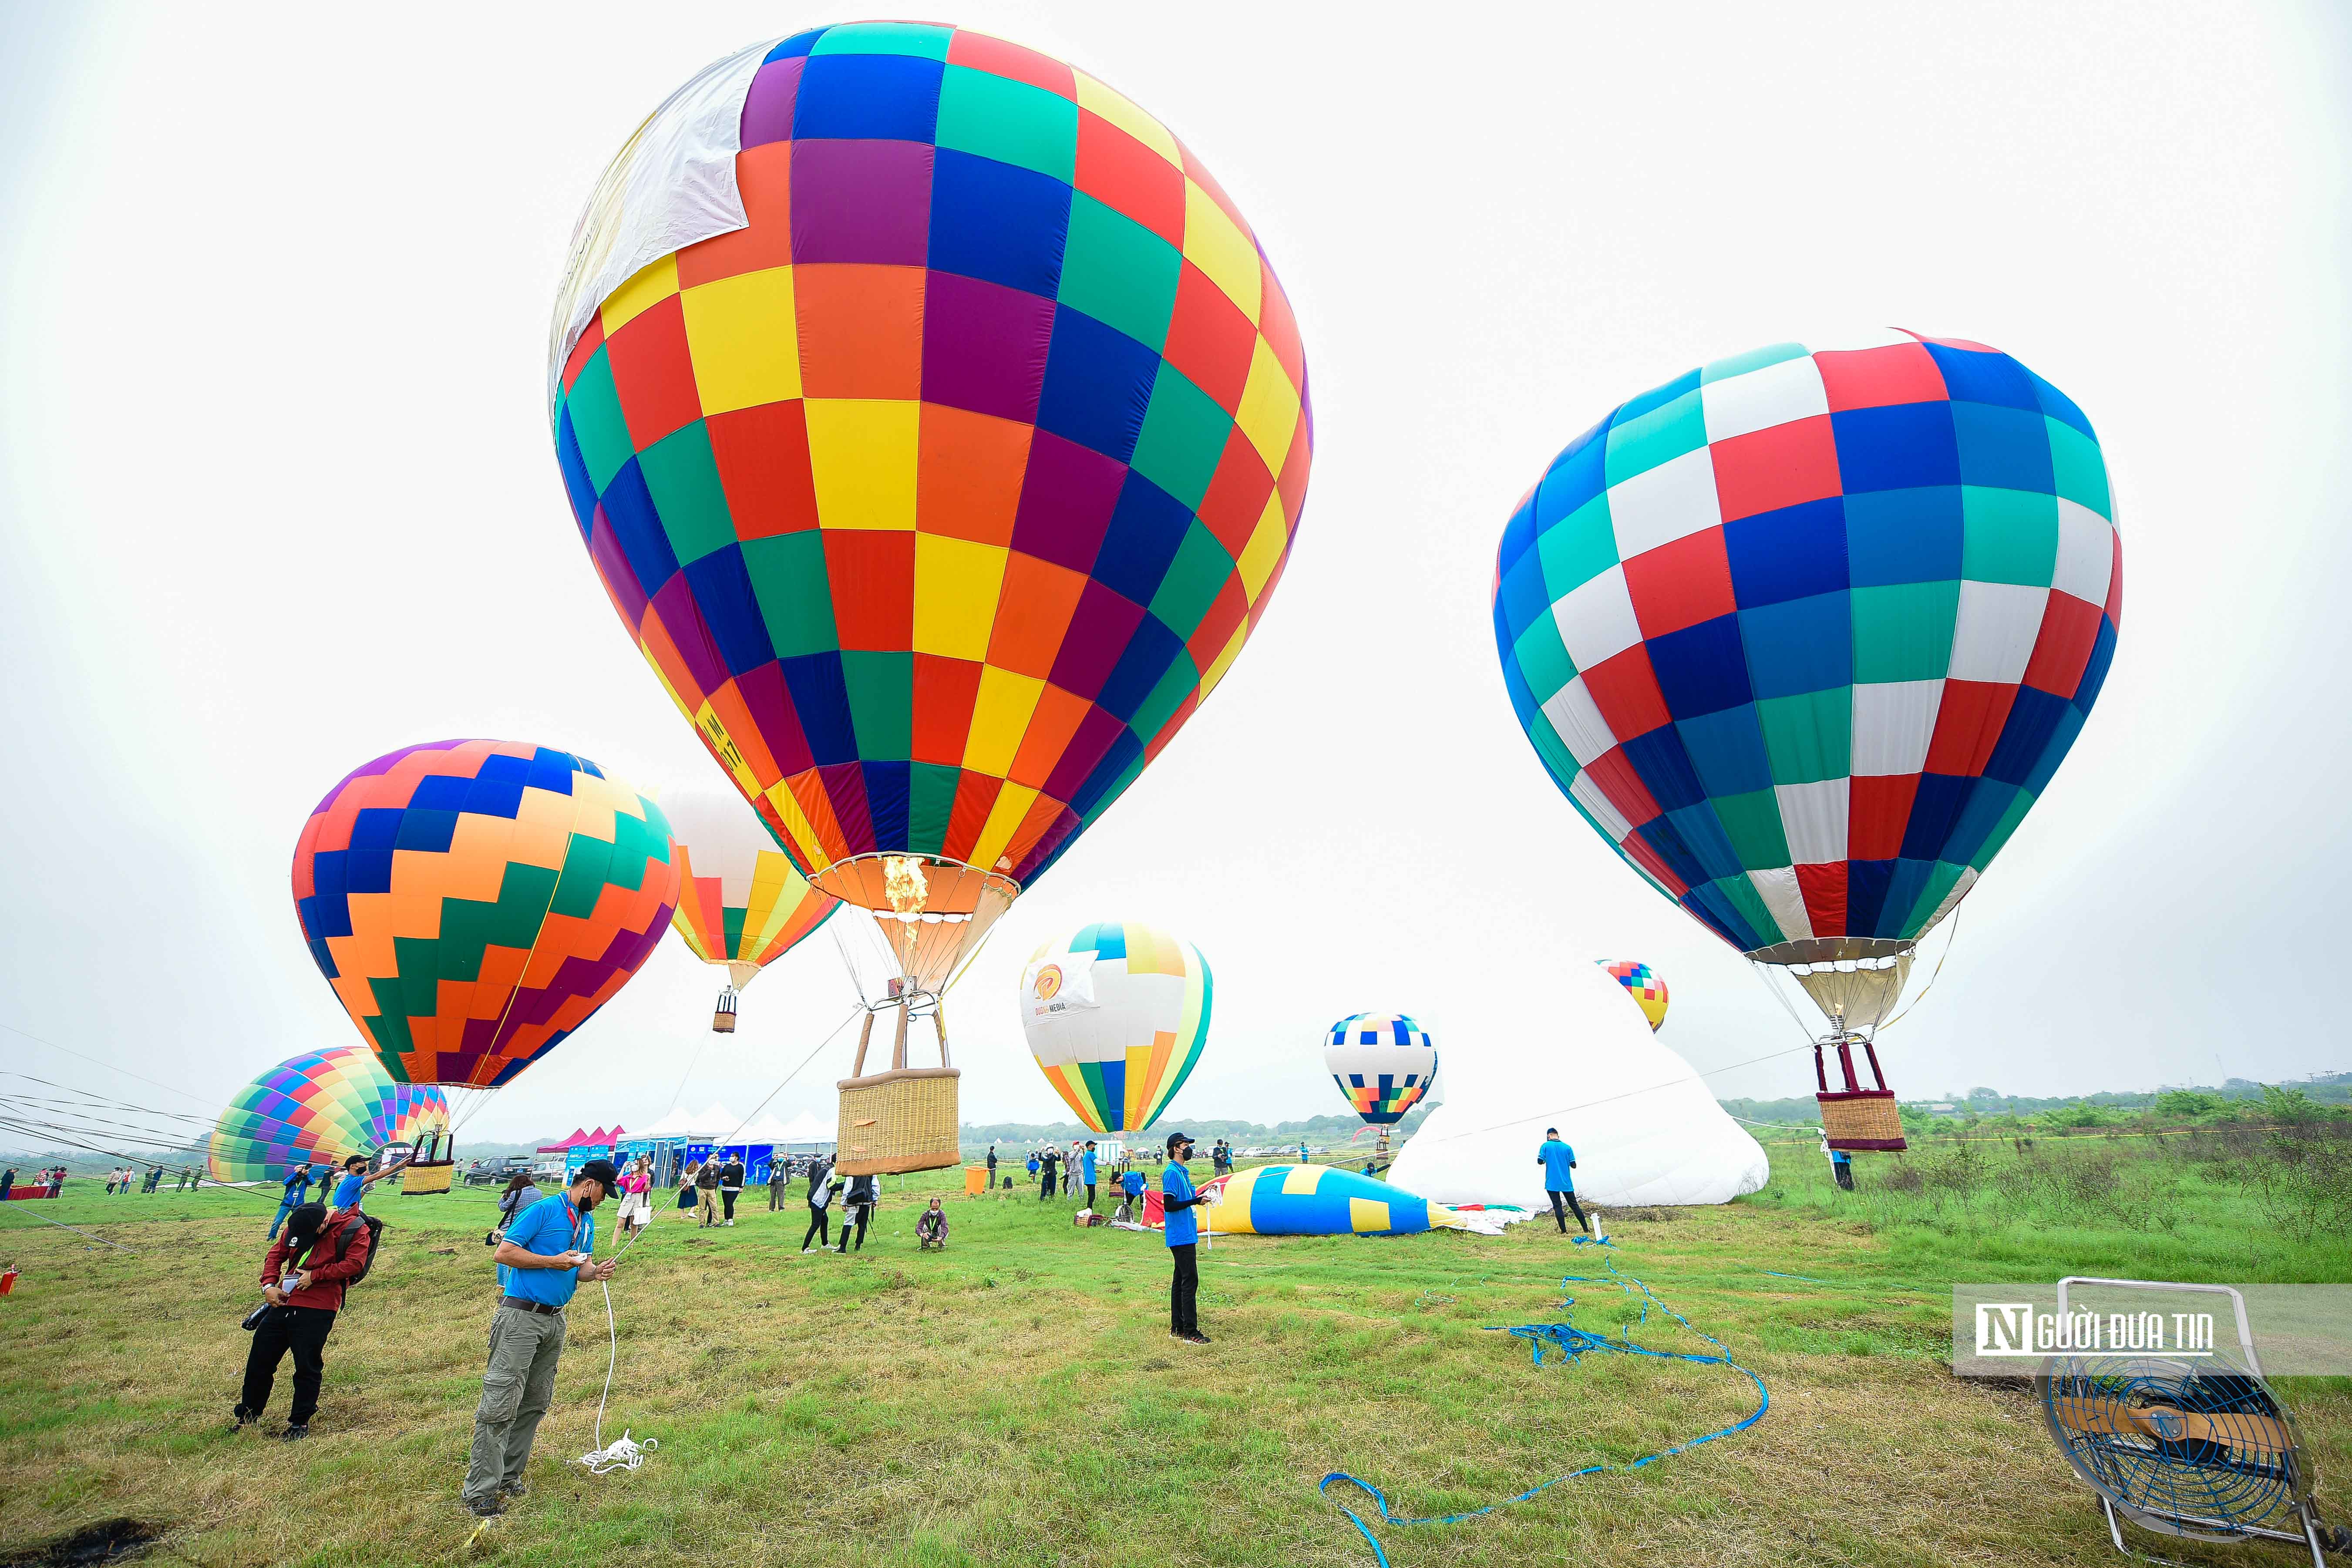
[2,1139,2346,1567]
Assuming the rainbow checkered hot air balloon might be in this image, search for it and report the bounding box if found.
[1496,332,2119,1151]
[1600,960,1670,1031]
[547,21,1312,1016]
[208,1047,449,1185]
[1323,1013,1437,1125]
[291,741,681,1094]
[663,782,837,1032]
[1020,922,1210,1135]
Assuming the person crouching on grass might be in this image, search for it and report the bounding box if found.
[1160,1131,1210,1346]
[232,1199,375,1440]
[462,1158,619,1518]
[915,1196,948,1250]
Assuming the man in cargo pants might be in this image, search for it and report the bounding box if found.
[463,1159,618,1518]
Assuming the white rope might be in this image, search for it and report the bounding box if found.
[573,1279,658,1474]
[570,1005,861,1480]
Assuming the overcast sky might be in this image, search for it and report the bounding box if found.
[4,3,2347,1147]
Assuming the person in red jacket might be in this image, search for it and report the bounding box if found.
[232,1201,373,1440]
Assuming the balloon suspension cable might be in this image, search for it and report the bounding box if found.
[0,1071,369,1170]
[1875,908,1962,1034]
[0,1196,141,1252]
[1748,956,1824,1044]
[940,915,1005,997]
[572,1001,865,1482]
[664,1030,715,1117]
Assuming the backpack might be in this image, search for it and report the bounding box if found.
[293,1208,385,1288]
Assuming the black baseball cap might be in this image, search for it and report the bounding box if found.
[576,1158,619,1195]
[1165,1131,1193,1152]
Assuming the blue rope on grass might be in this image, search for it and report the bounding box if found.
[1319,1257,1769,1567]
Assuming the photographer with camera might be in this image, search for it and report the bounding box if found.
[231,1198,377,1440]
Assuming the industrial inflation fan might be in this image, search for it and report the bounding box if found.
[2040,1278,2349,1563]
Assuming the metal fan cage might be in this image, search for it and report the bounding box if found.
[2044,1356,2310,1538]
[2039,1278,2338,1565]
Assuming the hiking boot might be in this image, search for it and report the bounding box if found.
[465,1494,503,1518]
[499,1480,529,1500]
[282,1423,310,1441]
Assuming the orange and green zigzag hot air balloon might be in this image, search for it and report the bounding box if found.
[291,740,680,1090]
[546,22,1311,972]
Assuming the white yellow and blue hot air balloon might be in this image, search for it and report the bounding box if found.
[1021,922,1210,1136]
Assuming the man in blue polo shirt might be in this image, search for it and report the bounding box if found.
[463,1158,619,1517]
[1080,1140,1098,1210]
[1537,1127,1588,1235]
[1160,1131,1209,1345]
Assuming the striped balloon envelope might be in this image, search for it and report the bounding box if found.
[1323,1013,1437,1125]
[1599,960,1669,1031]
[1494,332,2119,1046]
[1196,1164,1493,1237]
[1020,921,1209,1134]
[207,1046,449,1185]
[292,741,681,1090]
[548,23,1312,999]
[663,782,837,1023]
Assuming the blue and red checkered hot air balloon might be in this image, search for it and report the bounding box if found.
[1323,1013,1437,1126]
[1495,332,2120,1151]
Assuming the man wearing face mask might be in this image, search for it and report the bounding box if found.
[462,1158,619,1518]
[1160,1131,1210,1346]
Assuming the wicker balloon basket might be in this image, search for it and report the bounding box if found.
[832,1000,963,1175]
[834,1067,962,1175]
[400,1160,455,1195]
[1814,1034,1907,1151]
[1817,1090,1906,1151]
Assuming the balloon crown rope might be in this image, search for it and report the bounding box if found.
[1318,1252,1769,1567]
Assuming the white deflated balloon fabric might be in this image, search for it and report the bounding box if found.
[1387,958,1767,1209]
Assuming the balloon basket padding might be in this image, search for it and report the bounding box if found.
[834,1068,961,1175]
[1817,1090,1906,1152]
[400,1161,456,1195]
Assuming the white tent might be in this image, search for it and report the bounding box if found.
[1388,959,1768,1209]
[629,1103,744,1141]
[776,1110,832,1144]
[737,1112,796,1144]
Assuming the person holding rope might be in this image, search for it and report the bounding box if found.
[463,1158,619,1518]
[267,1160,325,1240]
[1537,1127,1589,1235]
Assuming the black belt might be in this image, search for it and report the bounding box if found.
[500,1295,563,1316]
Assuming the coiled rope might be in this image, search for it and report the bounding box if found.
[1319,1255,1769,1566]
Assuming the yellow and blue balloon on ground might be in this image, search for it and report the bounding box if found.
[1197,1163,1491,1237]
